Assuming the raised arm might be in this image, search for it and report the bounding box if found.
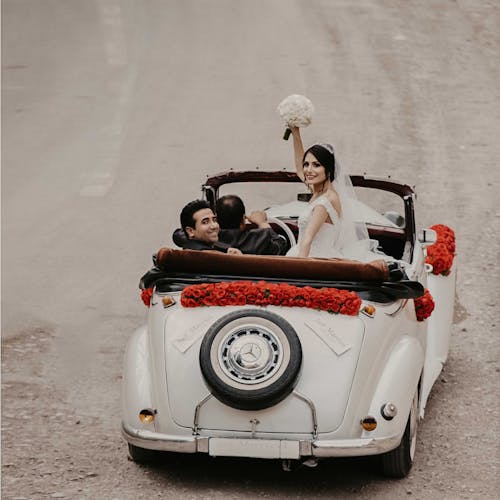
[290,126,305,182]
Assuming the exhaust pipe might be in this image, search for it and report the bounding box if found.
[281,457,319,472]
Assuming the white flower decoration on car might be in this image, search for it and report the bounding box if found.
[277,94,314,128]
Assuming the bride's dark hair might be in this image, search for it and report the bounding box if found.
[303,144,335,181]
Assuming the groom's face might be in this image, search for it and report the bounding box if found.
[186,208,220,243]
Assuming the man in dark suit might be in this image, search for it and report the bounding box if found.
[215,195,287,255]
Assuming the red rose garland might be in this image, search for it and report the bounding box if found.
[425,224,455,276]
[180,281,361,316]
[142,282,434,321]
[414,288,435,321]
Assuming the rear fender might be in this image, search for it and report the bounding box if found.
[421,263,457,413]
[363,336,423,441]
[122,325,154,428]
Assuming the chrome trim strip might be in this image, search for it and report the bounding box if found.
[122,422,197,453]
[292,391,318,439]
[312,435,401,457]
[193,393,213,435]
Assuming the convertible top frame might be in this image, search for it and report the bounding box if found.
[201,171,416,262]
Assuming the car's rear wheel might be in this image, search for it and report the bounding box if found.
[199,309,302,410]
[128,443,162,464]
[381,388,419,478]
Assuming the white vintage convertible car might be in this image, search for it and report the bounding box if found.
[122,171,456,477]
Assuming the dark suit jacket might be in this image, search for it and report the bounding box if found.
[218,228,287,255]
[172,227,287,255]
[179,236,230,253]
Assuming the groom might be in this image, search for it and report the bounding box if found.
[174,197,287,255]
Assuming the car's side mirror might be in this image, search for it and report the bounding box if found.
[417,228,437,246]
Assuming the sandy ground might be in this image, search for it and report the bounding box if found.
[2,0,499,498]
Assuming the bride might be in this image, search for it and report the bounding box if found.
[286,126,374,260]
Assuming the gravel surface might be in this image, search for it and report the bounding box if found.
[2,0,499,498]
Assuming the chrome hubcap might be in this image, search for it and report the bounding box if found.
[219,327,283,385]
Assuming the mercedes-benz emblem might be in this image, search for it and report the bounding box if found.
[239,342,261,364]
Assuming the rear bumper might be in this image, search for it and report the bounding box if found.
[122,422,401,459]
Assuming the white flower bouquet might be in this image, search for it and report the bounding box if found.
[277,94,314,139]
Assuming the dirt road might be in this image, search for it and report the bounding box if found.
[2,0,499,498]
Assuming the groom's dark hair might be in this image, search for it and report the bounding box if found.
[180,199,212,237]
[303,144,336,181]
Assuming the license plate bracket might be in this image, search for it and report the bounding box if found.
[209,438,299,459]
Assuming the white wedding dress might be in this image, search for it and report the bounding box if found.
[286,195,344,258]
[286,194,389,261]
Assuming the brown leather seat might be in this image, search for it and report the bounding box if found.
[155,247,389,282]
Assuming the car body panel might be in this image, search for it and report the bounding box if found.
[164,306,365,433]
[421,263,457,413]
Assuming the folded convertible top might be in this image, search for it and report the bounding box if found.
[154,247,390,282]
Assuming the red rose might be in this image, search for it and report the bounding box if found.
[204,294,218,306]
[431,224,455,253]
[189,287,202,298]
[140,288,154,307]
[291,296,306,307]
[243,284,259,303]
[414,289,435,321]
[426,243,453,275]
[213,287,227,299]
[181,297,198,308]
[235,294,246,306]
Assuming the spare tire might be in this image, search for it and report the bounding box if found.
[199,309,302,411]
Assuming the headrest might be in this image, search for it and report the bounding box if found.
[155,247,389,282]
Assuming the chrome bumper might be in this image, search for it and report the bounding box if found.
[122,422,401,458]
